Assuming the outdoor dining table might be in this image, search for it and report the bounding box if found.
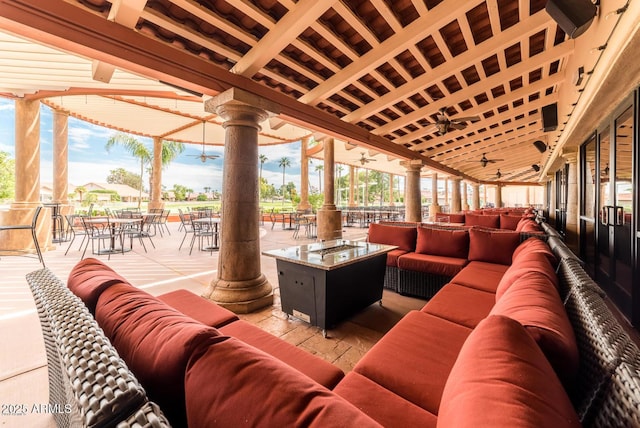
[193,217,221,251]
[84,217,141,254]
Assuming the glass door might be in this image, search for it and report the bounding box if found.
[611,105,634,317]
[580,134,597,276]
[596,125,611,283]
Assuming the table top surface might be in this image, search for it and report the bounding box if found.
[84,218,141,224]
[262,240,396,270]
[193,217,221,223]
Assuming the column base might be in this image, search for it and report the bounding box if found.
[316,209,342,240]
[148,201,165,211]
[296,201,312,211]
[204,274,274,314]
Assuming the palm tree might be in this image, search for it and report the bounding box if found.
[259,154,268,200]
[278,156,291,204]
[315,164,323,193]
[106,133,184,209]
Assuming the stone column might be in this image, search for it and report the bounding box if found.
[462,181,469,211]
[451,177,462,213]
[148,137,164,211]
[389,173,395,206]
[524,186,531,206]
[443,177,449,212]
[402,160,423,222]
[203,88,276,313]
[297,136,311,211]
[0,99,51,254]
[429,172,440,218]
[472,183,481,210]
[317,138,342,240]
[563,150,579,252]
[483,185,488,208]
[495,184,503,208]
[348,165,356,207]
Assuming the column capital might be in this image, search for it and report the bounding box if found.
[205,88,280,128]
[400,159,423,172]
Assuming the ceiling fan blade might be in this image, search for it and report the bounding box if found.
[449,123,466,130]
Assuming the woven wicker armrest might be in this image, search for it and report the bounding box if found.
[26,268,171,428]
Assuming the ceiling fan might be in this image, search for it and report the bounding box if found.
[358,152,376,165]
[426,107,480,135]
[190,121,220,163]
[495,169,502,179]
[467,153,504,168]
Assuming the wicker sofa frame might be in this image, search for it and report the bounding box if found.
[548,230,640,427]
[26,268,170,428]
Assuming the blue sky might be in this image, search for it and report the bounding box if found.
[0,98,310,193]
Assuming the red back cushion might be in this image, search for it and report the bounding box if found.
[447,213,466,223]
[185,336,380,428]
[468,228,520,265]
[67,258,128,313]
[368,223,417,252]
[496,254,559,300]
[415,227,469,258]
[465,213,500,228]
[491,274,579,386]
[95,283,223,427]
[437,315,580,428]
[499,214,522,230]
[512,237,557,267]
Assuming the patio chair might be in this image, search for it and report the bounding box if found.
[0,205,45,267]
[64,214,88,255]
[80,216,121,260]
[178,210,195,251]
[188,216,216,255]
[122,214,155,252]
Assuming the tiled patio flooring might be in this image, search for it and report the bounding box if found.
[0,219,425,427]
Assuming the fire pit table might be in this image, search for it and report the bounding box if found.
[263,240,396,337]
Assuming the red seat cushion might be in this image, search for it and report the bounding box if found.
[67,258,128,313]
[415,227,469,259]
[368,223,417,252]
[422,283,495,329]
[220,320,344,389]
[398,253,467,277]
[437,315,580,427]
[464,213,500,228]
[386,248,408,267]
[184,336,380,428]
[335,372,437,427]
[449,261,508,293]
[158,289,239,328]
[95,283,223,427]
[491,273,579,386]
[468,227,521,266]
[354,311,471,414]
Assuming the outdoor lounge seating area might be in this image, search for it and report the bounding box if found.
[24,216,640,427]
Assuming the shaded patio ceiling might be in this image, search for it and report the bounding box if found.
[0,0,635,184]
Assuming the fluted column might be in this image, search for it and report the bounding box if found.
[402,160,423,222]
[297,136,311,211]
[389,173,395,206]
[429,172,441,218]
[317,138,342,240]
[495,184,503,208]
[443,177,449,211]
[451,177,462,213]
[148,137,164,211]
[348,165,356,207]
[0,99,51,254]
[472,183,481,210]
[203,88,276,313]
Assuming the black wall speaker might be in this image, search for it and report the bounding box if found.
[545,0,598,39]
[541,103,558,132]
[533,140,547,153]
